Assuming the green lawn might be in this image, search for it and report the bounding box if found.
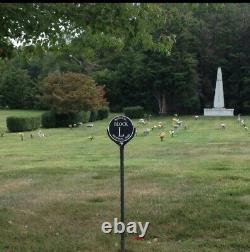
[0,110,250,252]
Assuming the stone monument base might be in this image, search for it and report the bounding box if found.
[204,108,234,116]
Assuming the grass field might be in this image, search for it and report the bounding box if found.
[0,109,250,252]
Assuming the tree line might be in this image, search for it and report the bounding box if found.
[0,3,250,114]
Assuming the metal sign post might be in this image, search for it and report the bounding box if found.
[120,144,125,251]
[107,115,135,252]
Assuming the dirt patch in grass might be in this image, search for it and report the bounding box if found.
[0,178,32,195]
[27,187,118,208]
[87,197,106,203]
[125,183,164,203]
[29,190,71,205]
[238,195,250,205]
[27,183,163,207]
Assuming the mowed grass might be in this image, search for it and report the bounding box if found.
[0,109,250,252]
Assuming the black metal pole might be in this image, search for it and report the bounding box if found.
[120,145,125,252]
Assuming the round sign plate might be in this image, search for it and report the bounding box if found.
[107,115,135,146]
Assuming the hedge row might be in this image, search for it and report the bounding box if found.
[6,107,110,131]
[6,116,41,132]
[42,107,109,128]
[41,111,91,128]
[89,106,109,122]
[123,106,144,119]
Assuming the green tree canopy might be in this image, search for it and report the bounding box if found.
[0,3,174,58]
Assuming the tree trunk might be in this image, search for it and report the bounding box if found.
[154,91,167,114]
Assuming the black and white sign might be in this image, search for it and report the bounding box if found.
[106,115,135,252]
[107,115,135,146]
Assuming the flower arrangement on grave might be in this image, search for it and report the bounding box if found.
[220,123,226,129]
[159,132,166,141]
[0,129,4,137]
[88,136,94,140]
[169,129,175,137]
[143,128,151,136]
[18,133,24,141]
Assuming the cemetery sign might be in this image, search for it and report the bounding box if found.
[107,115,135,146]
[107,115,135,252]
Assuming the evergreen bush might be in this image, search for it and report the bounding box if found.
[41,111,56,128]
[97,106,109,120]
[41,110,91,128]
[6,116,41,132]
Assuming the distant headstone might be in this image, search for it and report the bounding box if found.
[204,67,234,116]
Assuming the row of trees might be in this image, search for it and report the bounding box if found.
[1,3,250,114]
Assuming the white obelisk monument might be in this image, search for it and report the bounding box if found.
[204,67,234,116]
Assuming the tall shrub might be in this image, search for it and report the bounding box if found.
[6,116,41,132]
